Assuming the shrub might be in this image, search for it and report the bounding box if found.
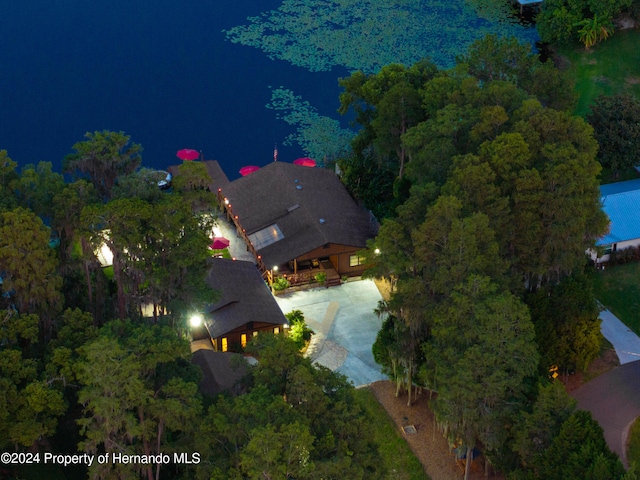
[314,272,326,285]
[272,276,290,291]
[285,309,313,349]
[610,246,640,266]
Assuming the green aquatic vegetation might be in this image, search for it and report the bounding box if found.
[230,0,536,164]
[466,0,522,24]
[224,0,537,72]
[266,87,354,164]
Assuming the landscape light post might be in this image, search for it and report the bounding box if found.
[270,265,278,294]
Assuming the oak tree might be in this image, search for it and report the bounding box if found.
[64,130,142,201]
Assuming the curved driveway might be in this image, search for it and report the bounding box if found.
[572,360,640,467]
[571,308,640,467]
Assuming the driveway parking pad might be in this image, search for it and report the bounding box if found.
[275,279,387,386]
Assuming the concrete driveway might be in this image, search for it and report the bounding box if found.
[275,279,388,387]
[600,308,640,364]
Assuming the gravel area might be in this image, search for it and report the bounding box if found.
[368,381,504,480]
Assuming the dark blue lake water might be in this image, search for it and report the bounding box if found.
[0,1,348,180]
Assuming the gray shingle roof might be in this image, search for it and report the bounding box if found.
[203,160,230,192]
[220,162,376,267]
[205,258,286,338]
[191,350,251,397]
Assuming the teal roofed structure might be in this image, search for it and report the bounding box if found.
[598,189,640,246]
[592,180,640,263]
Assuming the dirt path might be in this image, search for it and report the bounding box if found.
[368,381,503,480]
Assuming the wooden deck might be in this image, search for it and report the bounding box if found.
[278,261,342,288]
[320,260,341,287]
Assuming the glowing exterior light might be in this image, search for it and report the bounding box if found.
[273,266,278,272]
[97,243,114,267]
[374,248,381,255]
[190,314,203,328]
[224,198,229,205]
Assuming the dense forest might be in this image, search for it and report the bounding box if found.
[0,129,388,479]
[338,35,635,479]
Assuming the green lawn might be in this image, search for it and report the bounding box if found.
[355,388,430,480]
[210,247,232,259]
[558,29,640,117]
[103,265,114,280]
[591,262,640,335]
[628,417,640,469]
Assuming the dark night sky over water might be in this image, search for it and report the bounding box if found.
[0,1,348,180]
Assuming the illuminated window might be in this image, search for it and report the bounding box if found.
[241,334,247,348]
[221,337,228,352]
[274,327,280,334]
[248,223,285,250]
[349,255,366,267]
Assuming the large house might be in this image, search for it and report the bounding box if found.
[204,258,288,352]
[591,179,640,264]
[216,161,378,278]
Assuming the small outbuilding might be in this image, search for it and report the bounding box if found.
[191,350,253,397]
[204,258,288,352]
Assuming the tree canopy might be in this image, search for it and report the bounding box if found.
[587,93,640,176]
[338,36,577,219]
[64,130,142,201]
[76,319,201,480]
[196,334,383,480]
[354,37,611,477]
[537,0,630,48]
[0,131,225,478]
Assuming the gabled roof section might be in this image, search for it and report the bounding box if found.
[220,162,376,267]
[203,160,230,192]
[191,350,251,397]
[204,258,286,338]
[598,186,640,245]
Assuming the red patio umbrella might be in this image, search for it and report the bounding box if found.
[239,165,260,176]
[209,237,230,250]
[176,149,200,161]
[293,157,316,167]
